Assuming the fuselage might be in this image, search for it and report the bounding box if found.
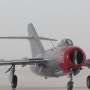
[30,47,62,78]
[30,45,86,78]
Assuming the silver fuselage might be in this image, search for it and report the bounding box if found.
[30,47,64,78]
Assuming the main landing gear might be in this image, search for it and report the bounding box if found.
[67,73,73,90]
[67,73,90,90]
[87,76,90,89]
[8,65,18,89]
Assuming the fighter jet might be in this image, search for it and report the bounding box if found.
[0,23,90,90]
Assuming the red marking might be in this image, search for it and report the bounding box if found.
[55,46,86,73]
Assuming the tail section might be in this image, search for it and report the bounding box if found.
[0,23,57,57]
[27,23,45,57]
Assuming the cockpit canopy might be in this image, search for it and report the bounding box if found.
[57,39,73,47]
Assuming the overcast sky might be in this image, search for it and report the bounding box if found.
[0,0,90,59]
[0,0,89,88]
[0,0,89,59]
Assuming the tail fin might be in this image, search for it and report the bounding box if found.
[27,23,45,57]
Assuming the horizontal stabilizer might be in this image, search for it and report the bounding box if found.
[0,36,57,41]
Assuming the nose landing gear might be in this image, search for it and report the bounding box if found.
[67,73,73,90]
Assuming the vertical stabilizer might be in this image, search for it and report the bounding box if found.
[27,23,45,57]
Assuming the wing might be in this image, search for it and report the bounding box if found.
[0,58,46,66]
[84,59,90,68]
[0,58,48,73]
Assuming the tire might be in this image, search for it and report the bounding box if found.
[11,75,18,89]
[87,76,90,89]
[67,81,73,90]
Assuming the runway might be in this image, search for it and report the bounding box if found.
[0,66,89,90]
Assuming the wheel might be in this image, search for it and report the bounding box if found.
[87,76,90,89]
[67,81,73,90]
[45,77,47,79]
[11,75,18,89]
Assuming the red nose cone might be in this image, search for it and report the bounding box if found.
[56,46,86,73]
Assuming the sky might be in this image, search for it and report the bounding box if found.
[0,0,89,59]
[0,0,89,88]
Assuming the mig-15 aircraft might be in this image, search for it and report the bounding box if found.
[0,23,90,90]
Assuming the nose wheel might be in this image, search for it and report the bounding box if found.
[67,81,73,90]
[67,73,73,90]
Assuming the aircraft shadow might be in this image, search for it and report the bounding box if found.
[0,86,88,90]
[10,86,89,90]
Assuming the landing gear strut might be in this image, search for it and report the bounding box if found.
[67,73,73,90]
[9,65,18,89]
[87,76,90,89]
